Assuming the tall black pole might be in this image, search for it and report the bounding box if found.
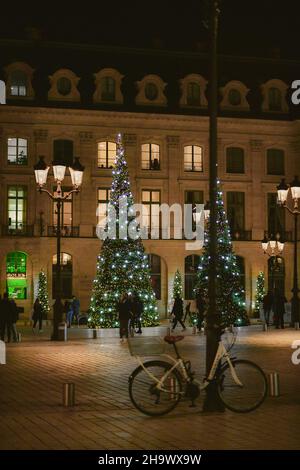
[203,0,224,411]
[52,199,63,340]
[291,214,299,324]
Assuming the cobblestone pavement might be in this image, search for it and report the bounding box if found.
[0,326,299,450]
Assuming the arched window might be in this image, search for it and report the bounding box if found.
[187,82,200,106]
[10,70,27,96]
[147,254,161,300]
[184,145,203,172]
[268,87,282,111]
[228,88,241,106]
[6,251,27,299]
[268,256,285,296]
[185,255,200,299]
[226,147,245,174]
[52,253,73,299]
[235,256,245,301]
[100,77,116,101]
[57,77,72,96]
[141,143,160,170]
[97,141,116,169]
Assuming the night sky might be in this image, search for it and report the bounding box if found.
[0,0,300,59]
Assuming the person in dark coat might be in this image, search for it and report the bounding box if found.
[0,294,3,340]
[183,302,191,323]
[32,298,43,333]
[117,293,132,341]
[262,291,273,326]
[131,293,143,334]
[1,293,13,343]
[196,293,206,333]
[171,297,186,331]
[273,289,287,329]
[10,298,19,342]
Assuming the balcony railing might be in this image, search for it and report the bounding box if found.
[1,225,34,237]
[47,226,80,237]
[230,230,252,241]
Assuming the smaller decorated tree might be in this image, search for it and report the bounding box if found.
[254,272,265,318]
[172,270,183,299]
[38,270,50,319]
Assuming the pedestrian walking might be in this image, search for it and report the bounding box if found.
[273,289,287,329]
[196,292,206,333]
[10,298,19,342]
[171,297,186,332]
[32,298,43,333]
[71,295,80,323]
[117,293,132,341]
[263,291,273,326]
[1,293,14,342]
[132,293,143,334]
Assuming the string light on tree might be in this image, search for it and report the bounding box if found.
[254,271,265,317]
[195,180,248,327]
[37,270,50,319]
[88,133,158,328]
[172,269,183,300]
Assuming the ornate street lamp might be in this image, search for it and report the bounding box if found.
[276,176,300,326]
[261,234,285,292]
[34,155,85,340]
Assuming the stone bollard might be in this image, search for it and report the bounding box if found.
[0,340,6,364]
[294,322,299,331]
[192,325,197,335]
[63,383,75,407]
[268,372,280,397]
[58,322,67,341]
[17,332,21,343]
[263,322,268,332]
[93,329,97,339]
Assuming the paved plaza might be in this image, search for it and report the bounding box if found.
[0,326,299,450]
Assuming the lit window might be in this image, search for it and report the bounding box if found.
[184,145,203,172]
[141,143,160,170]
[6,252,27,299]
[7,138,28,165]
[53,187,73,229]
[185,255,200,299]
[10,70,27,96]
[97,188,111,227]
[8,186,27,231]
[97,141,116,169]
[147,254,161,299]
[227,192,245,233]
[52,253,73,298]
[142,190,160,234]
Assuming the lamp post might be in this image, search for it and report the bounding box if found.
[276,176,300,325]
[261,235,285,292]
[34,156,85,340]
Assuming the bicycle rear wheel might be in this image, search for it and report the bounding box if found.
[129,360,183,416]
[217,359,267,413]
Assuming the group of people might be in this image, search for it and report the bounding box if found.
[117,293,143,341]
[0,292,19,343]
[170,293,206,333]
[263,288,287,328]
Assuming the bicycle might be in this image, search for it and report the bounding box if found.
[128,328,268,416]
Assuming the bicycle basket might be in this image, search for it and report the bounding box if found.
[128,337,166,356]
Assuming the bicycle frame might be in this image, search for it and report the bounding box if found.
[134,339,243,394]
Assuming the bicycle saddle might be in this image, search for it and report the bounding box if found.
[164,335,184,344]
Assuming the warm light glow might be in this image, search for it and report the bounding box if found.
[70,157,84,187]
[34,156,50,186]
[290,176,300,200]
[53,165,66,182]
[276,179,289,204]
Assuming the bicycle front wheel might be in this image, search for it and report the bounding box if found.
[217,359,267,413]
[129,360,183,416]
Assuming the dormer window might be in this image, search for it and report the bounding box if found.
[220,81,249,111]
[136,75,167,106]
[94,69,123,104]
[101,77,116,101]
[261,79,288,113]
[141,143,160,170]
[48,69,80,102]
[180,74,207,108]
[4,62,34,99]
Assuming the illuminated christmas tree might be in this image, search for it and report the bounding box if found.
[172,270,183,299]
[254,272,265,317]
[196,180,248,327]
[88,134,159,328]
[37,270,50,319]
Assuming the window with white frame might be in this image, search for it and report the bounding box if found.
[142,190,160,234]
[97,141,116,169]
[10,70,27,96]
[184,145,203,172]
[7,138,28,165]
[97,188,111,227]
[141,143,160,170]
